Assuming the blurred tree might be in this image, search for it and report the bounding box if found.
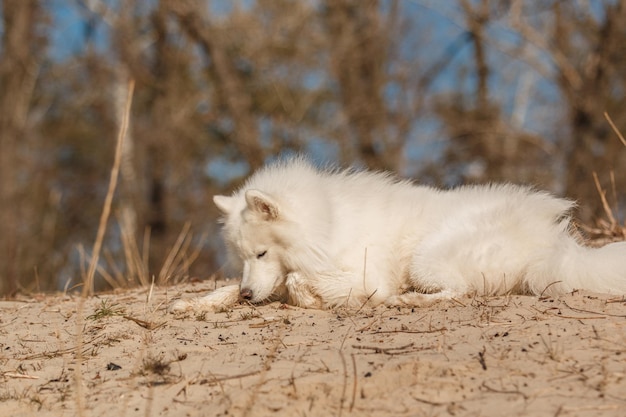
[547,1,626,220]
[432,0,554,187]
[443,0,626,221]
[169,0,265,170]
[0,0,47,294]
[323,0,393,169]
[432,0,626,224]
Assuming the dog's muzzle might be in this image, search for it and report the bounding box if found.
[240,287,253,301]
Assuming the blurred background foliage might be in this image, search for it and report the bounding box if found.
[1,0,625,296]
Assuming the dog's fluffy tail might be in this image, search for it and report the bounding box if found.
[527,239,626,296]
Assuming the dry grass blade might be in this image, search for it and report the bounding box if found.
[123,315,167,330]
[158,222,192,284]
[349,353,357,412]
[592,172,617,226]
[2,372,39,380]
[351,342,417,355]
[119,210,149,287]
[604,112,626,147]
[581,172,626,244]
[158,222,208,285]
[338,350,348,417]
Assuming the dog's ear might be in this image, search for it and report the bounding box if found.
[245,189,280,221]
[213,195,235,215]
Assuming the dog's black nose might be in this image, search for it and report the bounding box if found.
[240,288,253,300]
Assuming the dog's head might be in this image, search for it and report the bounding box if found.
[214,189,289,303]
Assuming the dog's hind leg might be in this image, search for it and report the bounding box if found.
[384,245,469,308]
[170,285,241,313]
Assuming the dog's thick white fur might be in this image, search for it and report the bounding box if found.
[171,157,626,312]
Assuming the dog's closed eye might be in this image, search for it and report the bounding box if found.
[256,250,267,259]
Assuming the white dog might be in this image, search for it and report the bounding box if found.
[171,157,626,312]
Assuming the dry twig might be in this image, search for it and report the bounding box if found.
[352,342,418,355]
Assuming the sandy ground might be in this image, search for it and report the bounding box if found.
[1,279,626,417]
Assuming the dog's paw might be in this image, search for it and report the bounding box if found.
[169,298,195,313]
[285,272,323,308]
[169,285,241,314]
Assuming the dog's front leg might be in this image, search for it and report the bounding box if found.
[170,285,241,314]
[285,272,323,309]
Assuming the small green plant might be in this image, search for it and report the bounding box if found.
[87,299,125,320]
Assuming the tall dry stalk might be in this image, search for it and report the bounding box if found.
[82,80,135,296]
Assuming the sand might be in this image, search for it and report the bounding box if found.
[1,279,626,417]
